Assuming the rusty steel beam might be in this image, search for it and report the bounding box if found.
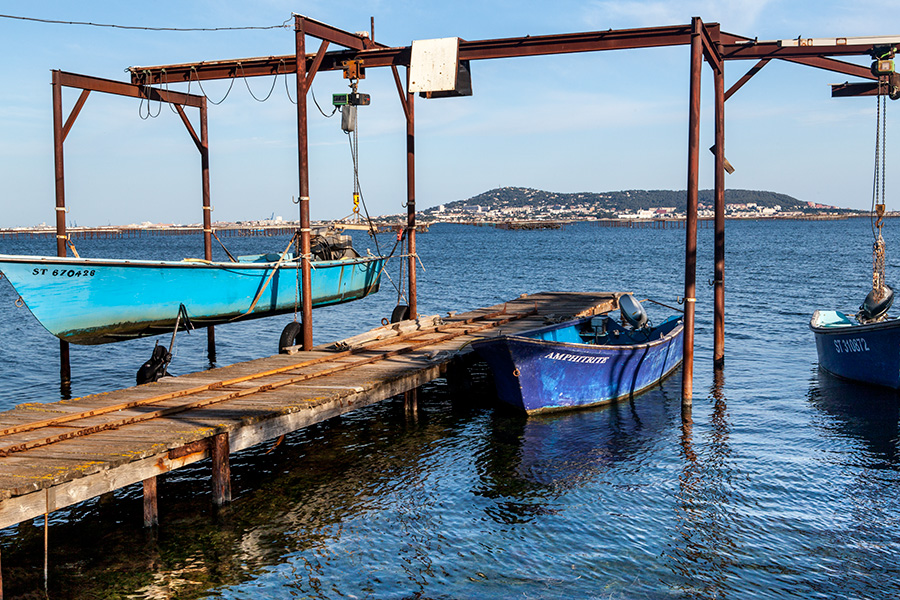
[405,69,417,319]
[725,58,770,100]
[56,70,204,107]
[299,14,386,51]
[130,24,697,85]
[780,55,875,80]
[683,17,703,404]
[831,80,900,97]
[701,22,723,73]
[713,61,725,367]
[296,16,314,351]
[722,39,884,61]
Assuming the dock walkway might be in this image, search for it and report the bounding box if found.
[0,292,618,531]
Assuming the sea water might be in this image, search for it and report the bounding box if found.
[0,219,898,599]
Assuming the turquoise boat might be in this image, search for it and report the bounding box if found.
[0,252,385,345]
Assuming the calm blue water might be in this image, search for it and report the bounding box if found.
[1,220,899,599]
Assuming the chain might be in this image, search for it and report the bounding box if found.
[872,75,889,301]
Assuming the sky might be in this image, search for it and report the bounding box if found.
[0,0,899,227]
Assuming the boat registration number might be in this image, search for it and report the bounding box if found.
[833,338,870,353]
[32,268,96,277]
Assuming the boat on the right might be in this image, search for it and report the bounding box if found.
[810,68,897,388]
[810,305,900,388]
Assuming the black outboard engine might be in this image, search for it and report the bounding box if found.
[860,284,894,322]
[619,293,648,329]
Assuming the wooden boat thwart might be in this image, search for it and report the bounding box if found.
[471,296,684,413]
[0,252,385,345]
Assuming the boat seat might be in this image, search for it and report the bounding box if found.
[815,310,855,328]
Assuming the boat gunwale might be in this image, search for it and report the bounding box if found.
[0,253,385,270]
[809,309,900,335]
[473,316,684,353]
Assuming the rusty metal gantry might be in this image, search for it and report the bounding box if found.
[54,14,894,402]
[50,71,215,387]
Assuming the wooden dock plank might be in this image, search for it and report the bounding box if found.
[0,292,619,528]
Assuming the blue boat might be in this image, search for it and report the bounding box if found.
[471,295,684,413]
[0,251,384,345]
[809,309,900,388]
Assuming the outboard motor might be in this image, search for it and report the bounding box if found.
[619,294,648,329]
[860,284,894,322]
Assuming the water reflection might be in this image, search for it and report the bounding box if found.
[474,385,675,525]
[807,368,900,466]
[1,397,454,599]
[668,369,739,600]
[805,369,900,598]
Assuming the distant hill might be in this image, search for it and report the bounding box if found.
[420,187,829,217]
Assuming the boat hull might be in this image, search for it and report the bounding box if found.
[472,315,684,413]
[810,310,900,388]
[0,254,385,344]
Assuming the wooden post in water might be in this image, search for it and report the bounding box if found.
[713,57,726,368]
[211,433,232,506]
[143,477,159,527]
[682,17,703,405]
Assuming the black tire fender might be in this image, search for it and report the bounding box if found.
[390,304,410,323]
[279,321,303,354]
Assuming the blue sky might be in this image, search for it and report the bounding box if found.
[0,1,898,227]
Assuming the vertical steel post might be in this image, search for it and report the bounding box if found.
[200,97,216,361]
[713,60,726,368]
[51,71,71,386]
[296,15,314,350]
[406,70,418,318]
[682,18,703,404]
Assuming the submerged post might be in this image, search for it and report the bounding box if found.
[682,17,703,404]
[211,433,232,506]
[295,15,314,350]
[51,71,71,386]
[713,59,726,368]
[143,477,159,527]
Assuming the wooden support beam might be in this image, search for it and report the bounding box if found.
[211,433,232,507]
[143,477,158,528]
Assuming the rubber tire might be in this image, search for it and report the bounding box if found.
[279,321,303,354]
[390,304,410,323]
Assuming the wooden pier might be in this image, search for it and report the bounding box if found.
[0,292,619,534]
